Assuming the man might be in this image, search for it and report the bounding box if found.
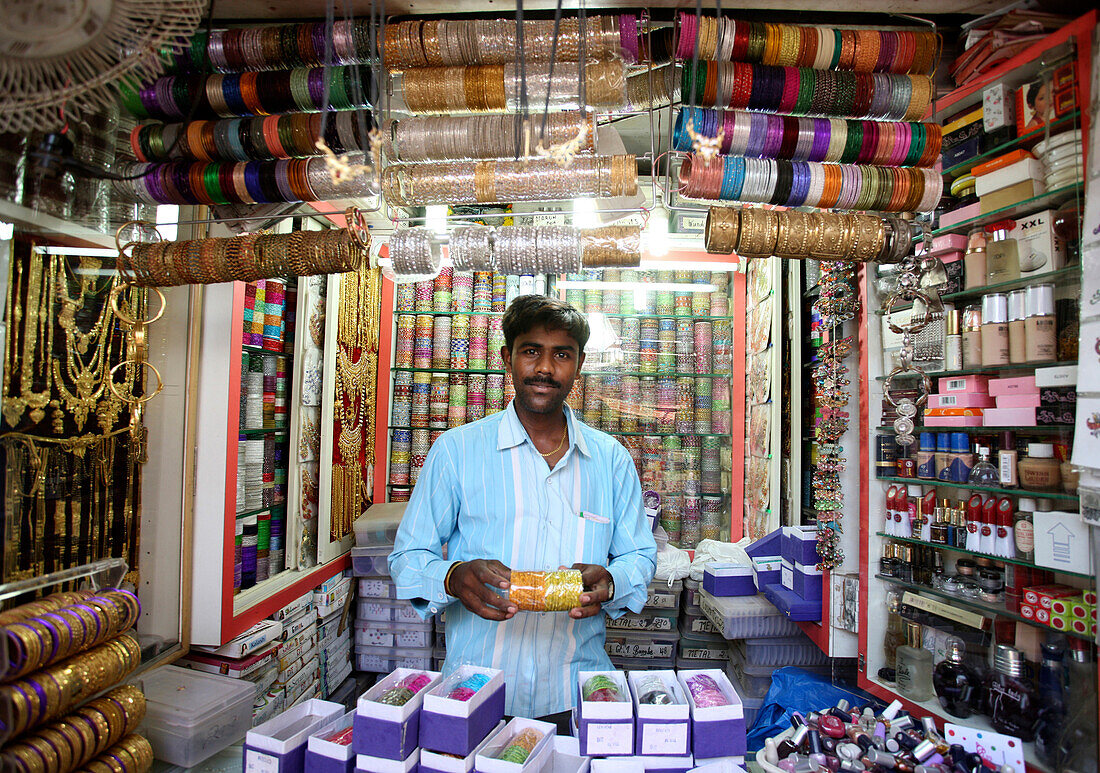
[389,294,657,728]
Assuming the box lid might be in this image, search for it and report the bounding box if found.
[973,148,1035,177]
[353,503,407,547]
[141,665,256,728]
[744,529,782,558]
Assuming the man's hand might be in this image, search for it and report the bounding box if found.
[446,560,517,621]
[569,563,614,619]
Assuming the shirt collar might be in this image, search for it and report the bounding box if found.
[496,400,591,458]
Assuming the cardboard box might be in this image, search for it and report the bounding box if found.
[474,718,555,773]
[702,563,755,597]
[922,408,986,427]
[305,711,356,773]
[1039,387,1076,406]
[589,757,693,773]
[1036,365,1077,387]
[751,557,782,592]
[782,525,818,565]
[420,667,507,758]
[676,670,746,760]
[980,179,1045,214]
[627,671,691,757]
[420,721,505,773]
[1033,510,1093,575]
[938,375,990,394]
[930,392,996,409]
[576,672,634,757]
[1014,209,1067,276]
[995,393,1042,409]
[356,749,419,773]
[1016,76,1055,136]
[939,202,981,229]
[354,668,443,761]
[974,156,1043,197]
[244,698,344,773]
[1023,584,1079,609]
[1037,405,1075,425]
[982,407,1038,427]
[983,82,1015,133]
[988,375,1038,396]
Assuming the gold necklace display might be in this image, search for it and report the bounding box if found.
[330,214,380,542]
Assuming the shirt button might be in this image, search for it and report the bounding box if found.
[430,605,438,614]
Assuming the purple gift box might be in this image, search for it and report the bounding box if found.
[626,671,690,757]
[575,671,634,757]
[420,667,506,757]
[473,717,556,773]
[244,698,344,773]
[763,583,823,622]
[701,563,755,597]
[356,748,419,773]
[676,669,746,760]
[354,668,442,761]
[782,526,818,565]
[744,528,782,559]
[420,721,505,773]
[751,557,782,592]
[305,711,356,773]
[781,560,823,601]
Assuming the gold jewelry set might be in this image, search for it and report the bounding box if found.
[330,218,380,541]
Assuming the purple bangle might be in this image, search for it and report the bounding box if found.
[809,118,831,162]
[620,15,639,64]
[877,31,897,73]
[761,115,784,158]
[6,628,27,674]
[890,123,911,166]
[308,68,327,108]
[27,679,49,723]
[244,161,266,203]
[788,160,812,205]
[721,110,736,154]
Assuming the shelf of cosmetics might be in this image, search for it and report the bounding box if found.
[877,430,1076,495]
[878,592,1097,772]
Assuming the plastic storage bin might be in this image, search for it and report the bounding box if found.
[353,644,433,672]
[354,620,433,648]
[734,636,828,668]
[605,609,677,632]
[353,503,406,547]
[727,647,831,700]
[432,646,446,671]
[683,578,702,611]
[141,665,255,768]
[350,545,391,577]
[357,577,399,599]
[724,668,765,730]
[356,598,421,623]
[698,590,800,639]
[604,630,678,662]
[644,579,683,610]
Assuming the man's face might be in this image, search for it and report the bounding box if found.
[501,325,585,415]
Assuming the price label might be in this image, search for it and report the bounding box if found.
[587,723,632,755]
[245,751,279,773]
[641,723,688,755]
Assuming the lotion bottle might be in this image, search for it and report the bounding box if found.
[1025,283,1057,363]
[981,293,1010,366]
[1008,290,1027,364]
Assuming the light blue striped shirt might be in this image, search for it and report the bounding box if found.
[389,400,657,718]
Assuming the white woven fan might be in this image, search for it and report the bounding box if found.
[0,0,206,133]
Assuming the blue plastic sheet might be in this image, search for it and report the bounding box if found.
[746,667,884,753]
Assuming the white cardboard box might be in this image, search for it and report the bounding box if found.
[627,670,690,757]
[1033,509,1093,575]
[1013,208,1067,277]
[420,721,505,773]
[356,749,419,773]
[474,717,556,773]
[576,671,634,757]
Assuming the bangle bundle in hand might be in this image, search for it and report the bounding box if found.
[1,634,143,737]
[508,569,584,611]
[674,108,940,167]
[384,17,624,68]
[386,112,595,162]
[679,155,942,213]
[705,206,914,263]
[401,61,626,113]
[675,14,939,75]
[382,155,636,206]
[2,589,140,680]
[681,62,932,121]
[123,224,368,286]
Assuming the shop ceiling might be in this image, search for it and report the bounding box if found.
[212,0,1005,21]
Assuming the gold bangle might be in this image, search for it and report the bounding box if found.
[443,561,464,596]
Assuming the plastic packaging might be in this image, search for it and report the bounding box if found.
[582,674,626,702]
[496,728,544,763]
[381,155,637,207]
[375,673,432,706]
[579,225,642,268]
[354,620,433,649]
[356,598,422,624]
[637,675,676,705]
[685,674,730,707]
[508,569,584,612]
[447,672,491,701]
[387,112,596,162]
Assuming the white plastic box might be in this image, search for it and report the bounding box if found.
[141,665,256,768]
[357,598,422,624]
[697,591,800,639]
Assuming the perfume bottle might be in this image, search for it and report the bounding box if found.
[883,591,907,671]
[985,220,1021,284]
[985,644,1039,741]
[895,621,934,701]
[1056,640,1099,773]
[933,636,978,718]
[969,445,1000,486]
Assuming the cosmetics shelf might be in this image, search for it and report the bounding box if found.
[876,425,1072,435]
[875,532,1094,579]
[876,475,1077,501]
[931,183,1083,237]
[941,110,1082,179]
[874,359,1077,381]
[875,574,1094,642]
[872,266,1080,316]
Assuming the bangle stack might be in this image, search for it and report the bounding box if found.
[675,15,940,75]
[1,634,143,737]
[2,589,140,680]
[383,17,628,68]
[680,155,942,213]
[382,155,636,207]
[124,226,367,286]
[704,206,913,263]
[386,112,596,162]
[673,108,940,167]
[3,685,147,773]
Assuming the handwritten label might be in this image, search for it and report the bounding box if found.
[688,617,718,635]
[359,580,389,597]
[641,723,688,755]
[245,750,279,773]
[587,723,632,755]
[645,590,677,608]
[606,615,672,631]
[605,641,675,659]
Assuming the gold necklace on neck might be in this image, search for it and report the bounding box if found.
[539,426,568,457]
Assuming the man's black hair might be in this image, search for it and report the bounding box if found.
[502,294,590,352]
